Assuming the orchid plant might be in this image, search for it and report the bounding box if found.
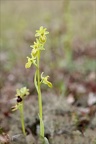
[25,26,52,143]
[12,87,29,136]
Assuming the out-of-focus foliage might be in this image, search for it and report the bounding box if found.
[0,0,96,90]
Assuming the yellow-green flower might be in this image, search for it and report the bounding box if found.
[30,38,45,58]
[35,26,49,37]
[16,87,29,98]
[41,72,52,88]
[25,57,32,68]
[12,87,29,111]
[25,56,37,68]
[39,35,46,44]
[31,48,38,57]
[30,39,41,49]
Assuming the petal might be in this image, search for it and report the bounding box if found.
[11,105,18,111]
[25,61,31,68]
[46,81,53,88]
[41,73,52,88]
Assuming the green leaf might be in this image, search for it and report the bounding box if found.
[34,71,38,93]
[38,114,44,138]
[44,137,50,144]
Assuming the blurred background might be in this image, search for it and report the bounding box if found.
[0,0,96,96]
[0,1,96,143]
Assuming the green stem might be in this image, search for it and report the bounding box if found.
[19,102,26,136]
[37,50,44,138]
